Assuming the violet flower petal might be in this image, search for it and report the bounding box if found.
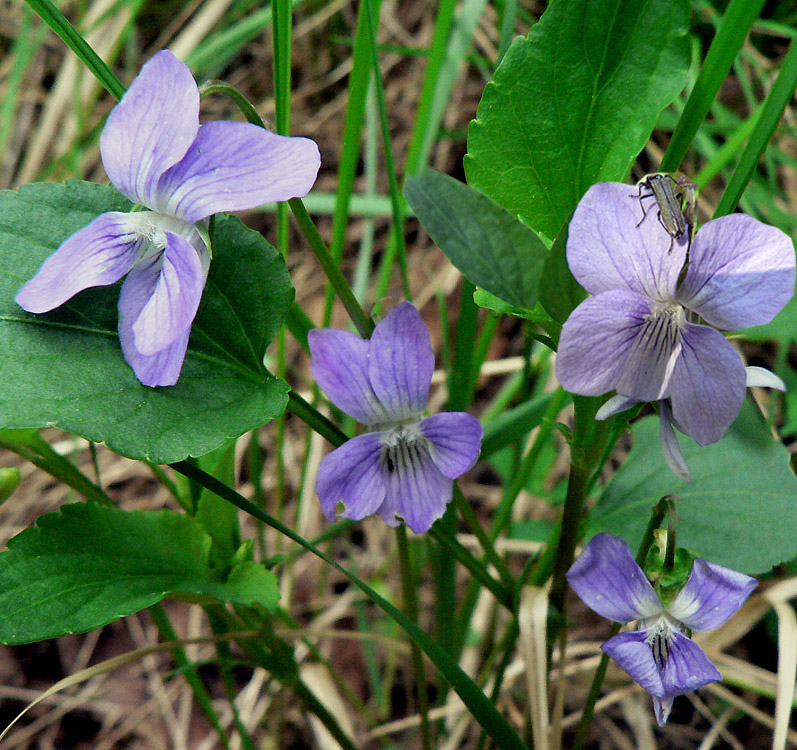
[119,328,191,387]
[659,400,692,483]
[420,412,483,479]
[677,214,796,330]
[614,312,683,403]
[100,51,199,208]
[652,697,674,726]
[660,631,722,697]
[669,323,747,445]
[746,366,786,391]
[16,212,142,313]
[368,302,435,421]
[380,443,452,533]
[156,122,321,223]
[315,433,386,523]
[556,289,652,397]
[308,328,387,425]
[595,394,639,421]
[668,559,757,631]
[567,533,662,623]
[601,630,665,697]
[566,182,687,300]
[126,232,208,356]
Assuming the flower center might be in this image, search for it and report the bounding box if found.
[640,613,683,669]
[379,423,429,475]
[125,211,206,259]
[648,301,686,333]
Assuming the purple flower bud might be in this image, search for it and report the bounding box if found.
[567,533,757,725]
[16,51,321,386]
[309,303,483,533]
[555,183,795,480]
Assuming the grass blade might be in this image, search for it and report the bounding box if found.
[714,38,797,217]
[171,460,527,750]
[660,0,766,173]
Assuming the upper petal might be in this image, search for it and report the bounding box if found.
[119,327,191,387]
[315,433,386,523]
[308,328,388,425]
[100,51,199,208]
[677,214,796,330]
[601,631,665,697]
[555,289,652,397]
[669,323,746,445]
[16,212,141,313]
[367,302,434,421]
[380,441,453,533]
[121,231,209,356]
[660,631,722,697]
[567,533,662,623]
[668,559,757,631]
[155,122,321,223]
[567,182,687,300]
[420,412,483,478]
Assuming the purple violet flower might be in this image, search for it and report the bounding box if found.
[16,50,320,387]
[308,302,483,533]
[567,533,757,725]
[555,182,795,481]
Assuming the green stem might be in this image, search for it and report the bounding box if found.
[454,486,513,589]
[571,498,669,749]
[659,0,766,173]
[146,462,190,511]
[25,0,125,101]
[325,0,384,323]
[490,388,568,539]
[288,197,375,338]
[364,0,411,299]
[664,496,678,574]
[169,461,526,750]
[233,607,359,750]
[285,301,314,352]
[199,81,266,127]
[548,461,590,615]
[293,680,359,750]
[286,390,347,446]
[0,434,113,506]
[148,603,231,750]
[713,37,797,218]
[548,397,611,614]
[396,526,432,750]
[428,523,513,609]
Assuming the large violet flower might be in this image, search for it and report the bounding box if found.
[555,182,795,480]
[309,302,483,533]
[567,533,756,725]
[16,50,320,387]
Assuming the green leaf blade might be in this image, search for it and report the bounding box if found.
[0,181,294,464]
[404,168,549,308]
[465,0,690,238]
[0,504,280,644]
[588,403,797,574]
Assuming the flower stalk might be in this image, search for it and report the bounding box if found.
[396,525,432,750]
[288,197,375,338]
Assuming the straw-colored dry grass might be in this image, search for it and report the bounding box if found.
[0,0,794,748]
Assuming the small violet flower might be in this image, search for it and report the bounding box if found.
[16,50,320,387]
[567,533,757,725]
[555,183,795,481]
[308,302,483,533]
